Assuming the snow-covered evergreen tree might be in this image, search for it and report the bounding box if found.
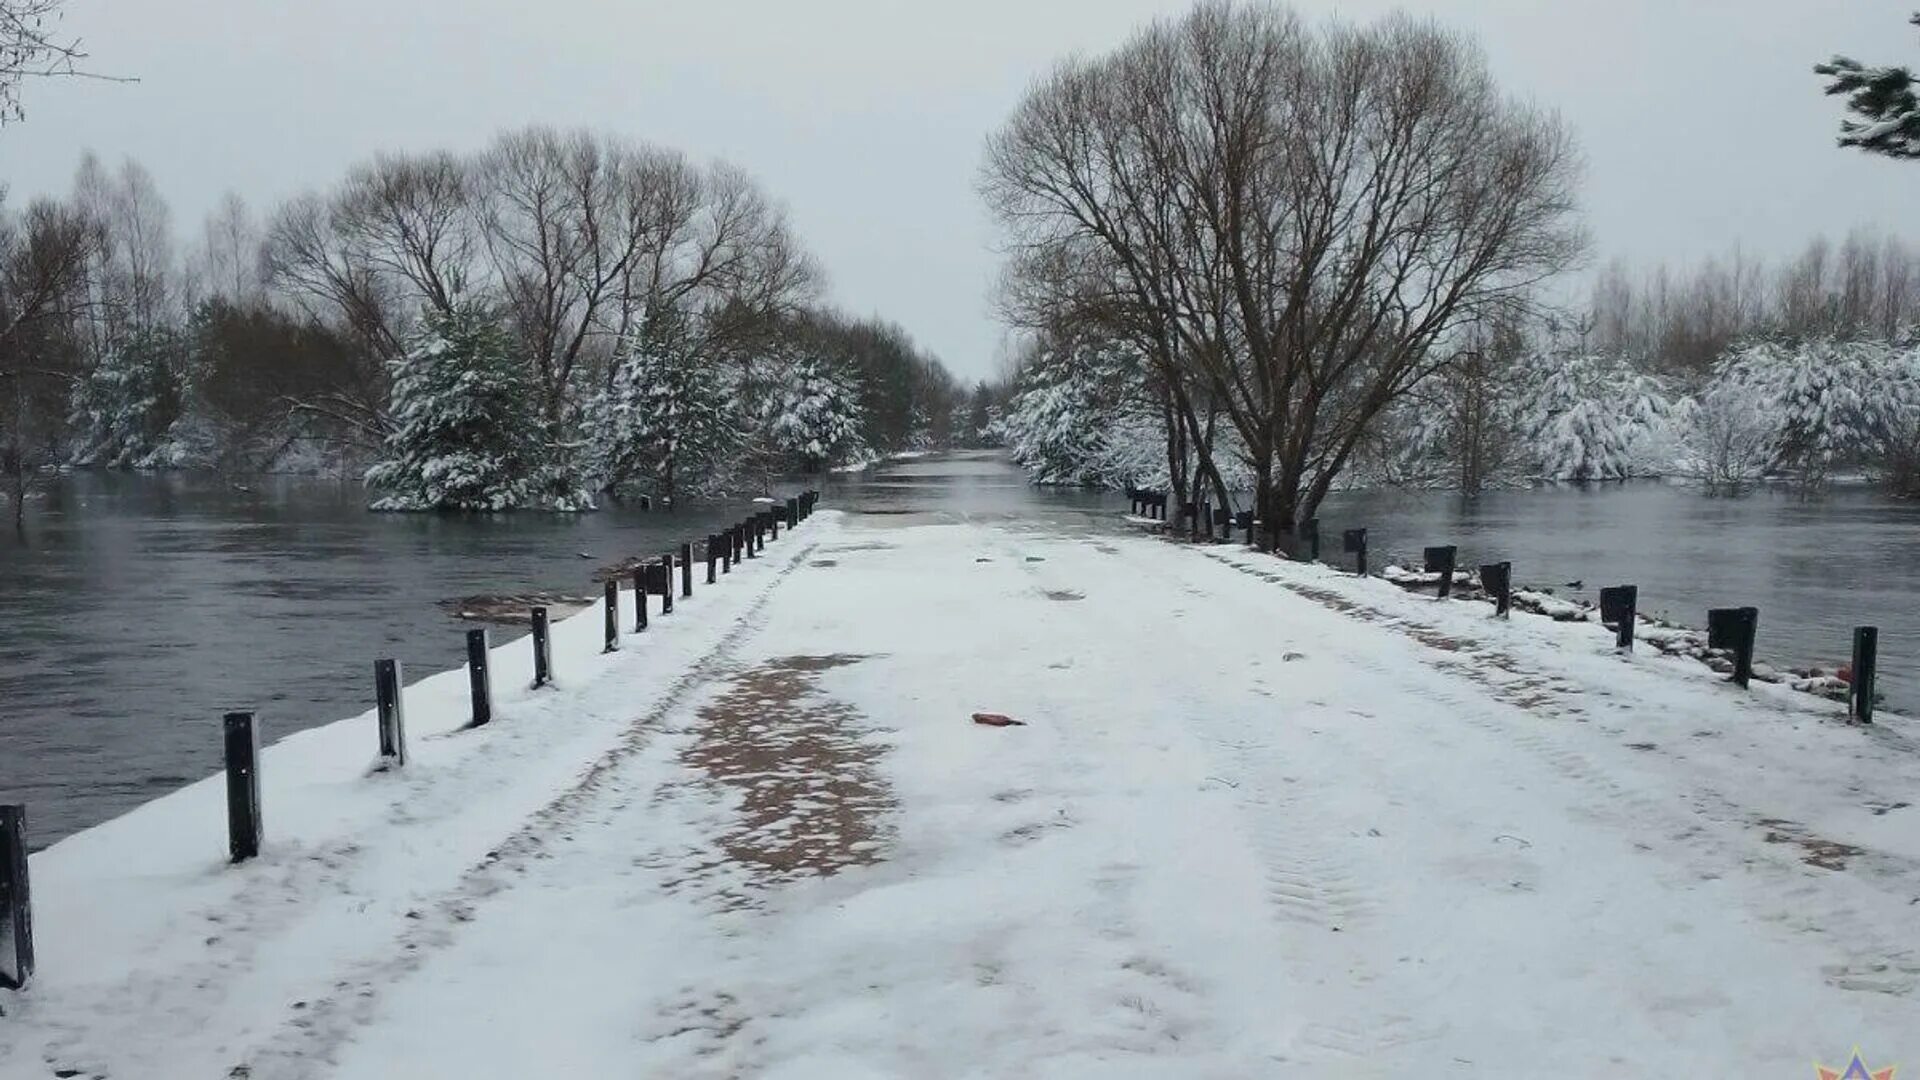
[771,357,863,472]
[588,308,736,504]
[365,303,548,511]
[1515,351,1678,481]
[998,352,1109,485]
[68,326,187,468]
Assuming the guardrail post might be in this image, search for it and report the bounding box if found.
[632,568,649,631]
[1344,528,1368,576]
[531,606,553,688]
[466,628,493,726]
[1599,585,1637,652]
[374,658,407,766]
[680,542,694,597]
[660,555,675,614]
[1708,606,1758,688]
[1480,561,1512,618]
[603,580,620,653]
[707,536,719,584]
[1424,545,1457,598]
[1852,626,1879,724]
[224,710,262,863]
[0,804,31,991]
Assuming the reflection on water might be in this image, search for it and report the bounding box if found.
[0,472,801,843]
[2,453,1915,844]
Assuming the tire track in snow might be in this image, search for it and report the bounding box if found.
[229,533,829,1080]
[1056,532,1446,1063]
[1192,544,1920,1000]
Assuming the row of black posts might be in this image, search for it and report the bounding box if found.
[1122,491,1884,729]
[0,490,824,993]
[1412,545,1877,722]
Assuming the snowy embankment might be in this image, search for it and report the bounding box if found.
[4,511,1917,1077]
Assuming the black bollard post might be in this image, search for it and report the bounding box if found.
[1237,511,1255,547]
[374,658,407,767]
[1852,626,1879,724]
[224,710,262,863]
[788,496,800,528]
[1424,545,1458,599]
[1599,585,1638,652]
[632,568,649,631]
[770,509,780,541]
[0,803,31,991]
[1480,562,1512,618]
[1707,606,1758,688]
[743,522,755,560]
[1344,528,1369,576]
[466,628,493,727]
[603,580,620,653]
[660,556,675,614]
[531,606,553,688]
[680,542,694,597]
[707,536,719,584]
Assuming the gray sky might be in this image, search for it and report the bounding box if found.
[3,0,1915,381]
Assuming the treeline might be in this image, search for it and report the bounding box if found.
[2,128,965,518]
[999,230,1920,502]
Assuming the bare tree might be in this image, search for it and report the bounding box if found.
[984,1,1583,542]
[0,193,94,527]
[193,191,267,307]
[1,0,85,123]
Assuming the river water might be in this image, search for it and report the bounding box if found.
[3,453,1915,845]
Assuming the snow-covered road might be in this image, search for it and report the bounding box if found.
[4,511,1915,1077]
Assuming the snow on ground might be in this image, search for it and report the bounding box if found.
[3,511,1917,1077]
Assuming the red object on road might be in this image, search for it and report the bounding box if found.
[972,713,1027,727]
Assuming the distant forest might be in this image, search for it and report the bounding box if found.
[1,134,1002,518]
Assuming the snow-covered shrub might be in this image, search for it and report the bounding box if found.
[1682,379,1778,494]
[365,304,553,511]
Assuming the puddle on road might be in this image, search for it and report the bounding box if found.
[1042,589,1085,602]
[683,654,893,882]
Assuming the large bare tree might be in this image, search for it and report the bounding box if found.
[984,0,1583,543]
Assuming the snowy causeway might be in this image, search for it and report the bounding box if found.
[1,509,1915,1078]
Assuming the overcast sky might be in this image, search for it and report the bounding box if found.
[3,0,1915,380]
